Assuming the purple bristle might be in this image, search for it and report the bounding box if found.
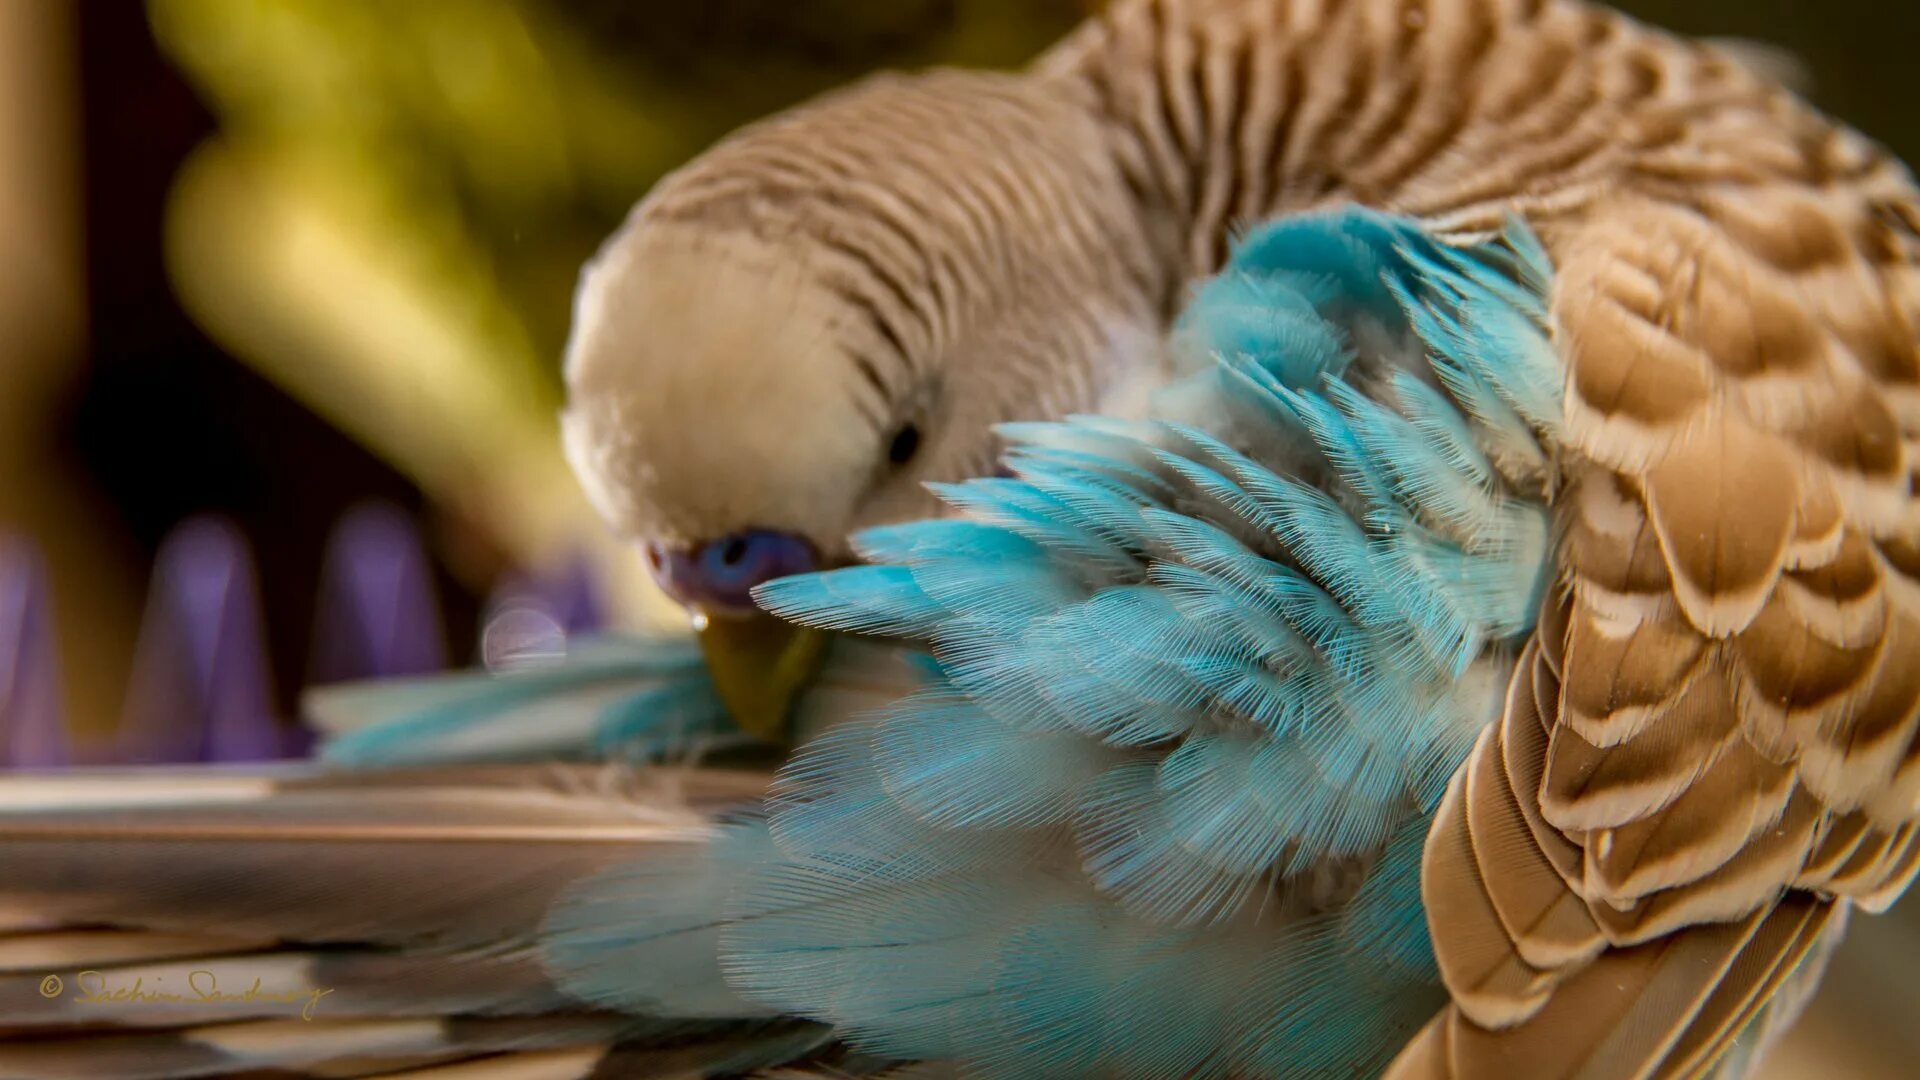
[119,517,286,763]
[0,538,69,768]
[310,501,446,684]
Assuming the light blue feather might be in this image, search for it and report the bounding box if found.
[872,684,1126,830]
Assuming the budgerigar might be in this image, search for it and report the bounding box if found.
[339,0,1912,751]
[4,0,1920,1076]
[323,0,1892,763]
[548,0,1918,743]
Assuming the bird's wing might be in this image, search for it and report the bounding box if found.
[1399,168,1920,1076]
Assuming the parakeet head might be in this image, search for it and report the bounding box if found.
[561,222,940,577]
[558,70,1167,735]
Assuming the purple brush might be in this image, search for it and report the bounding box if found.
[310,501,446,684]
[0,537,68,768]
[119,517,286,763]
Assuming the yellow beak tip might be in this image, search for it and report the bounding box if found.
[694,613,826,742]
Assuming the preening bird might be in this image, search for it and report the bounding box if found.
[551,63,1174,737]
[9,0,1920,1076]
[500,0,1910,744]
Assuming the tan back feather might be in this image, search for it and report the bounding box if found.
[1384,43,1920,1080]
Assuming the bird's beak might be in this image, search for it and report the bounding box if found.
[693,608,827,742]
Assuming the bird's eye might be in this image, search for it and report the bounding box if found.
[887,423,922,466]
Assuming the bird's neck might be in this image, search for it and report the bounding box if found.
[1038,0,1797,304]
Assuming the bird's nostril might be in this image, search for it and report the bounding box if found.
[720,538,748,566]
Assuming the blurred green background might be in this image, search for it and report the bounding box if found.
[0,1,1915,1074]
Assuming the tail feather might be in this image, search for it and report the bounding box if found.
[363,1048,619,1080]
[753,1064,959,1080]
[0,764,764,949]
[0,929,279,973]
[0,1015,643,1080]
[0,763,807,1080]
[2,949,575,1029]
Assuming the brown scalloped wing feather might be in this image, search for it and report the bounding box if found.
[1403,154,1920,1078]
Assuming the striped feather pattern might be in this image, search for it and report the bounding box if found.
[639,70,1167,395]
[1043,0,1851,276]
[562,66,1172,552]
